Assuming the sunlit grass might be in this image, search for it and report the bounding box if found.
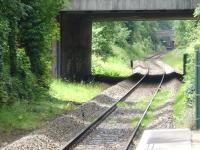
[49,80,105,103]
[135,99,150,110]
[92,54,132,77]
[131,90,170,128]
[173,84,195,128]
[162,49,184,73]
[141,90,170,127]
[117,102,130,108]
[173,85,185,125]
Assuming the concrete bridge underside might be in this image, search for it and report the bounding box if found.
[58,0,200,80]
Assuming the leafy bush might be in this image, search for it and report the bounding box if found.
[91,21,167,77]
[92,54,131,77]
[16,48,31,78]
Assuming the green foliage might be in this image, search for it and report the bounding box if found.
[16,49,31,78]
[162,49,183,73]
[92,54,131,77]
[170,7,200,109]
[0,0,30,18]
[166,5,200,127]
[0,20,5,79]
[92,24,112,56]
[0,99,75,133]
[92,22,130,57]
[173,85,187,126]
[0,0,64,105]
[0,0,31,77]
[92,21,168,77]
[0,0,66,110]
[20,0,64,85]
[8,18,17,76]
[173,21,196,48]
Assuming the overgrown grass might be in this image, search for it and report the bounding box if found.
[92,44,163,77]
[0,99,75,133]
[0,80,106,134]
[173,85,186,126]
[92,44,152,77]
[162,49,184,73]
[49,80,105,103]
[173,84,194,128]
[92,54,132,77]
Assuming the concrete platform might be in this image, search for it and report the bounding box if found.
[136,129,192,150]
[192,130,200,150]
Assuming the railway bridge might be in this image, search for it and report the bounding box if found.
[56,0,200,79]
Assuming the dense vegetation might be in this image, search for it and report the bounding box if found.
[92,21,171,76]
[161,6,200,127]
[0,0,64,104]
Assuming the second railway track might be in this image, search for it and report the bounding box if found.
[61,60,166,150]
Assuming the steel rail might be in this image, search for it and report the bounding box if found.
[123,65,165,150]
[145,52,165,60]
[60,66,149,150]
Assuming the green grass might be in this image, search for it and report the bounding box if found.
[131,90,170,128]
[173,84,187,127]
[142,91,170,127]
[49,80,105,103]
[92,43,164,77]
[92,54,132,77]
[135,98,150,110]
[0,100,75,133]
[0,80,106,134]
[131,116,140,126]
[162,49,184,73]
[117,102,130,108]
[151,91,170,110]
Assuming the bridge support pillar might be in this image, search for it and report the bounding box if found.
[60,14,92,80]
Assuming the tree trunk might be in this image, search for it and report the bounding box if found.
[8,18,17,76]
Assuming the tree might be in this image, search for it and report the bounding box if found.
[20,0,63,84]
[0,0,30,76]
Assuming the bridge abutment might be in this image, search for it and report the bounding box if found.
[60,14,92,80]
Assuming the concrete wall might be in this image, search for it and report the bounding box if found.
[60,14,92,80]
[65,0,200,11]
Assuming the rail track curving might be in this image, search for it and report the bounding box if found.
[61,60,165,150]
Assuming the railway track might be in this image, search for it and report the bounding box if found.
[124,63,165,150]
[145,52,165,60]
[60,60,166,150]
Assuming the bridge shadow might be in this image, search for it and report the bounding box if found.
[90,74,131,84]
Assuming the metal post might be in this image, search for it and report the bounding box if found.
[196,51,200,129]
[130,60,133,68]
[183,53,188,76]
[130,60,134,74]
